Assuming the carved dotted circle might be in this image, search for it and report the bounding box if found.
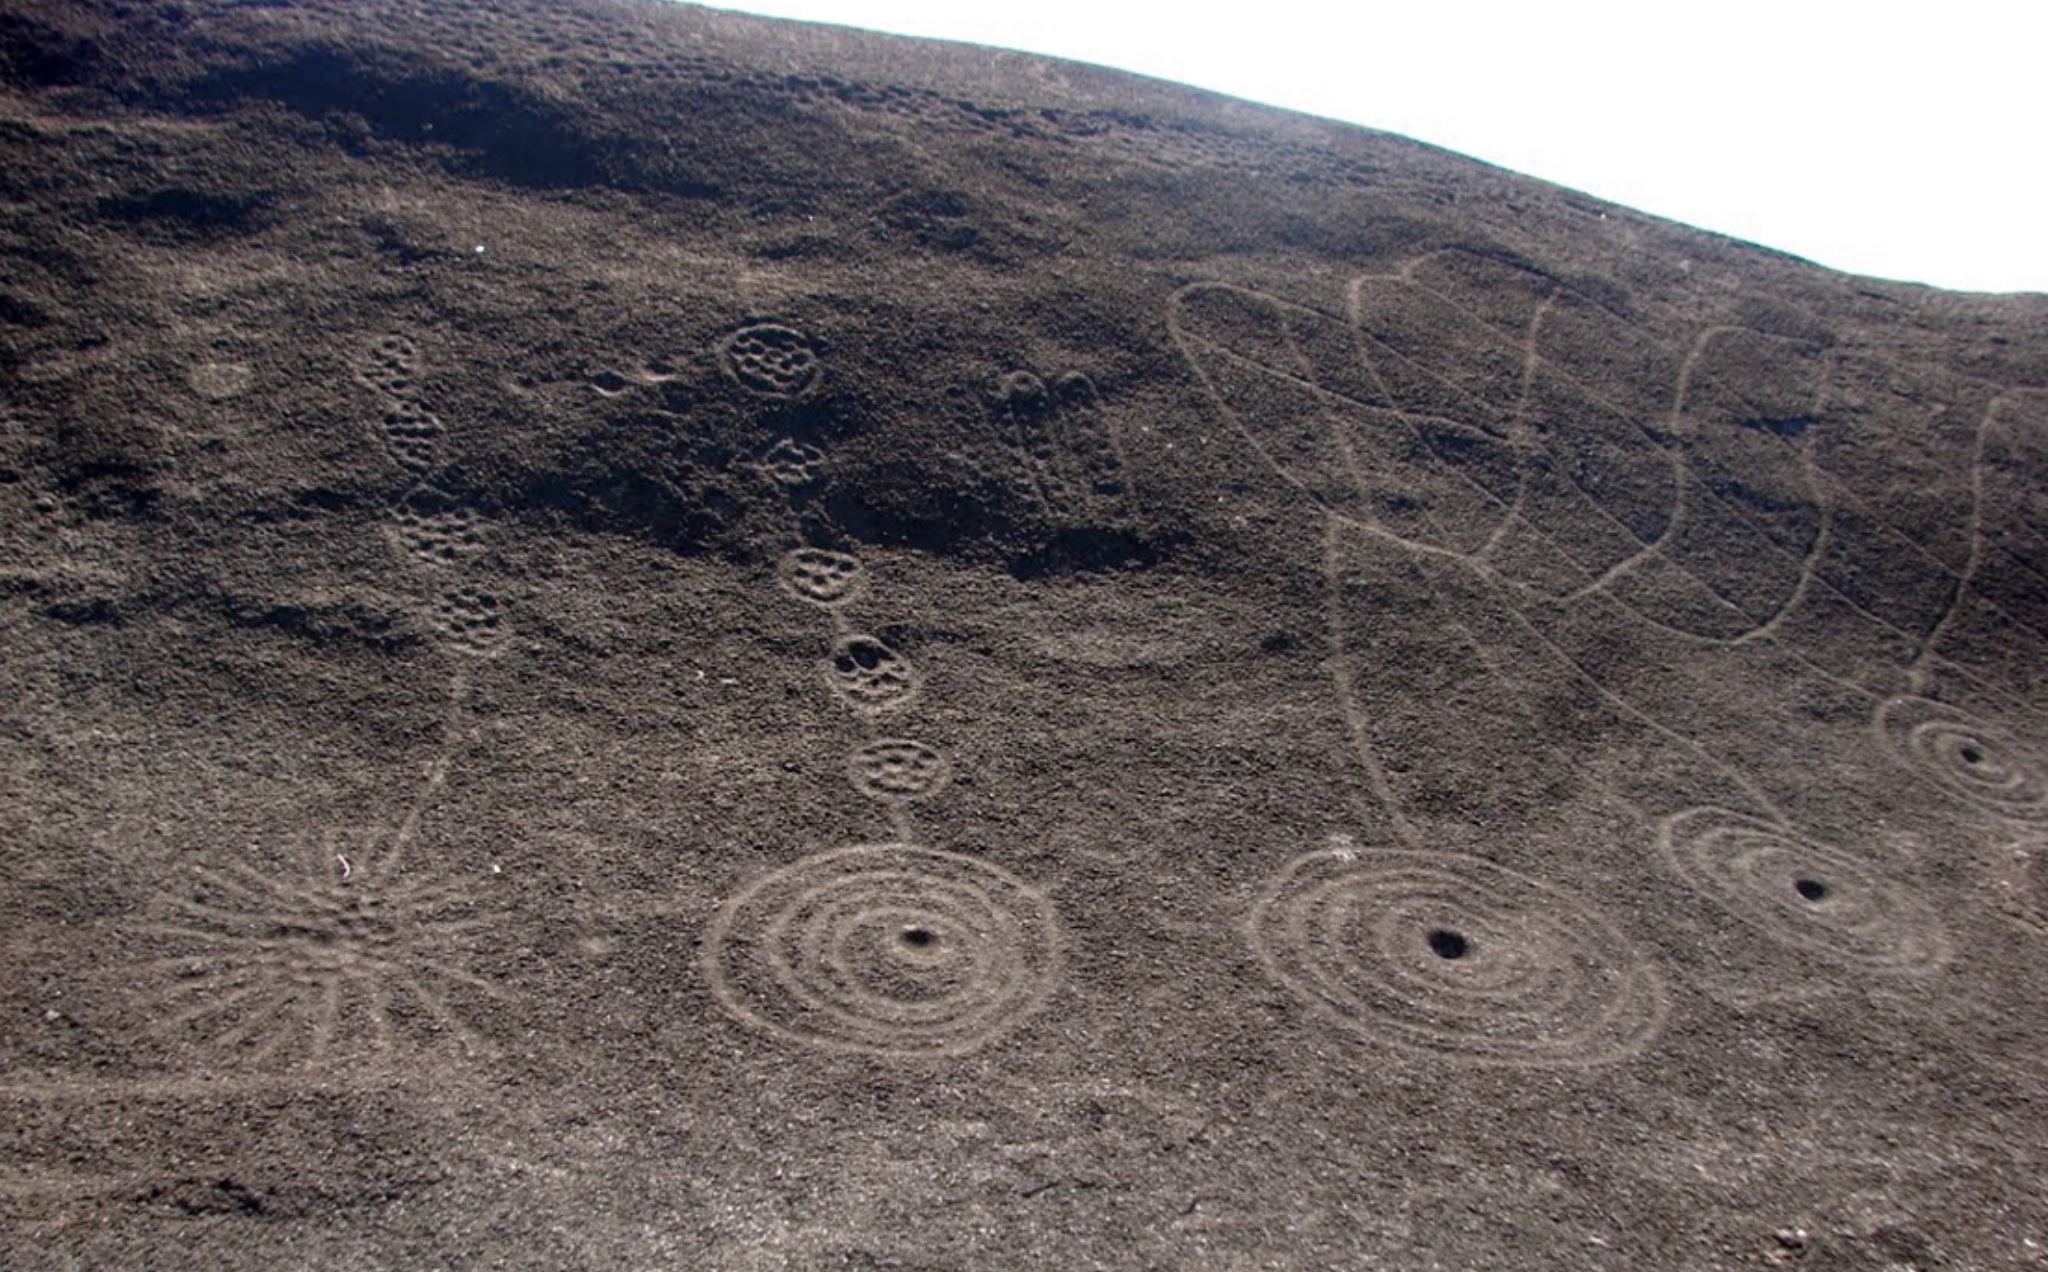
[824,634,919,711]
[778,548,864,607]
[721,323,821,397]
[848,739,951,802]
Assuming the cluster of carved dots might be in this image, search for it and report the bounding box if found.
[126,264,2034,1075]
[778,548,865,606]
[357,334,506,659]
[692,325,1072,1057]
[722,322,822,397]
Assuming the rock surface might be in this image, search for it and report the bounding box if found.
[2,2,2046,1268]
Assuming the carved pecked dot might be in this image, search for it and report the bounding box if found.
[1426,928,1470,960]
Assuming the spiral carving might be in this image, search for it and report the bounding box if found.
[703,844,1063,1057]
[1247,847,1667,1067]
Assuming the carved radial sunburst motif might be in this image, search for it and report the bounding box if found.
[137,827,501,1069]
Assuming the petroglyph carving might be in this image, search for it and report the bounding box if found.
[1658,807,1951,975]
[824,634,919,710]
[1248,846,1668,1067]
[1997,839,2048,934]
[987,367,1126,517]
[1876,697,2048,823]
[760,437,826,487]
[389,489,489,569]
[377,403,446,475]
[359,333,422,401]
[1169,259,1836,638]
[703,843,1063,1057]
[135,827,501,1068]
[777,547,865,607]
[427,586,508,659]
[720,322,822,398]
[848,738,951,802]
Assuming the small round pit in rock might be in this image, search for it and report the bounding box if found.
[1427,928,1470,960]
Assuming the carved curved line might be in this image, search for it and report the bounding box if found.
[1320,517,1423,850]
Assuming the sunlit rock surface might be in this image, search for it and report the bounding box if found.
[2,2,2045,1267]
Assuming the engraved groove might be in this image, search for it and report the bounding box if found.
[703,843,1062,1057]
[1997,840,2048,934]
[1658,807,1951,974]
[1166,261,1840,643]
[1248,847,1667,1067]
[1876,697,2048,822]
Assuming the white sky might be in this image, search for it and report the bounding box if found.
[694,0,2047,295]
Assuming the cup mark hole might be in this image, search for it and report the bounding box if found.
[1426,928,1470,960]
[899,925,937,949]
[1794,878,1829,902]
